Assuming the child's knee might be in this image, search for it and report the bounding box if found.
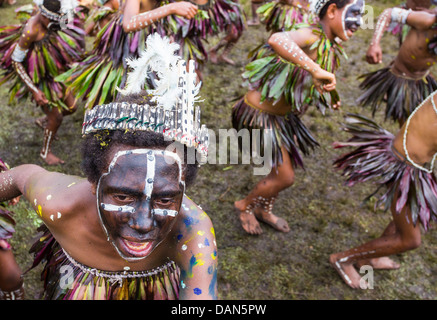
[277,171,295,188]
[402,235,421,251]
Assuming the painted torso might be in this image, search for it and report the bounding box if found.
[393,26,437,78]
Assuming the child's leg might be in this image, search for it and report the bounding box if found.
[247,0,262,25]
[329,201,421,289]
[209,26,241,65]
[355,221,400,270]
[39,93,77,165]
[0,243,24,300]
[235,146,294,234]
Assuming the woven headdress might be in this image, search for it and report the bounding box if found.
[82,34,209,164]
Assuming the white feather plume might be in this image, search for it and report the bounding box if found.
[33,0,43,6]
[60,0,78,13]
[117,33,182,110]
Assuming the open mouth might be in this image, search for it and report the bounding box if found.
[121,238,154,257]
[348,26,358,35]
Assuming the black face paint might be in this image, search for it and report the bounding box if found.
[342,0,365,39]
[97,149,184,261]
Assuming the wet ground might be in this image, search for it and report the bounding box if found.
[0,0,436,299]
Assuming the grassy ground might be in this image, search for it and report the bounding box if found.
[0,0,436,300]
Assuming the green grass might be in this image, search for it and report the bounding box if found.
[0,0,436,300]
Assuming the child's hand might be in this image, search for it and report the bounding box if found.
[312,68,336,93]
[32,90,49,107]
[366,44,382,64]
[170,2,198,19]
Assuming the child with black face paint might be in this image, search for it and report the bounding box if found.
[358,3,437,126]
[232,0,364,235]
[0,36,217,300]
[0,0,84,165]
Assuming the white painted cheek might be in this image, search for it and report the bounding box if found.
[152,208,178,217]
[100,203,136,214]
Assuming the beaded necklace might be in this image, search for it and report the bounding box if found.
[402,91,437,173]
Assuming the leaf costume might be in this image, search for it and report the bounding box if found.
[26,226,181,300]
[233,23,346,169]
[0,11,85,110]
[333,113,437,231]
[57,0,213,109]
[357,66,437,125]
[257,0,315,33]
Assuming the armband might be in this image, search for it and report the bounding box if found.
[11,45,29,63]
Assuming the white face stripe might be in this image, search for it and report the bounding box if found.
[100,203,136,213]
[144,152,156,200]
[152,208,178,217]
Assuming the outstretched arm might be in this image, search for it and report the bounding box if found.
[268,29,337,94]
[367,8,437,64]
[0,165,45,203]
[175,198,218,300]
[122,0,197,33]
[12,18,48,106]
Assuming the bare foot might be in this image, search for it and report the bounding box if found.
[355,257,400,270]
[234,200,263,235]
[219,55,235,66]
[254,207,290,233]
[329,253,366,289]
[209,50,219,64]
[40,151,65,165]
[247,19,260,26]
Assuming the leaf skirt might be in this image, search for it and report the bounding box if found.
[357,66,437,124]
[333,113,437,231]
[0,23,85,110]
[231,96,319,171]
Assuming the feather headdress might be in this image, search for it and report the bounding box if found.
[83,34,209,163]
[118,33,185,111]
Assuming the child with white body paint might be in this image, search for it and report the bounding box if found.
[0,34,217,300]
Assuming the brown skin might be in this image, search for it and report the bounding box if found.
[0,145,217,299]
[366,9,437,79]
[122,0,197,33]
[15,13,77,165]
[235,2,357,234]
[330,92,437,289]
